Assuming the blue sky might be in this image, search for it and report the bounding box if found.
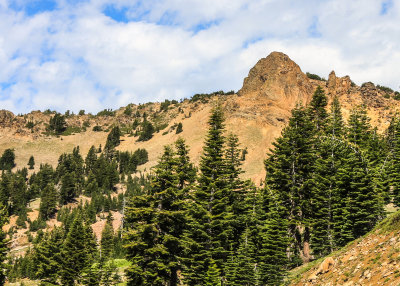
[0,0,399,113]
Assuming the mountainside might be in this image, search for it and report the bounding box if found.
[289,210,400,286]
[1,51,399,184]
[2,51,400,285]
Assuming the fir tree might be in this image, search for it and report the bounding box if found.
[264,105,316,264]
[34,227,64,284]
[125,144,191,286]
[259,197,288,286]
[0,148,15,170]
[0,203,8,285]
[39,183,58,219]
[28,155,35,170]
[308,86,328,131]
[204,259,221,286]
[101,219,114,260]
[49,113,66,134]
[60,213,91,285]
[60,172,77,205]
[183,106,231,284]
[105,126,121,151]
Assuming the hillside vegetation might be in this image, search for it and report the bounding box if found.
[1,52,400,285]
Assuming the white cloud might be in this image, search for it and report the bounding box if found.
[0,0,399,113]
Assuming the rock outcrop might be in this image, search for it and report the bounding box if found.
[238,51,313,103]
[0,109,15,128]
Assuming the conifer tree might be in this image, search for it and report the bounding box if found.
[28,155,35,170]
[264,105,316,264]
[224,133,247,249]
[259,197,288,286]
[0,203,8,286]
[60,172,77,205]
[125,144,190,286]
[61,213,91,285]
[34,227,64,284]
[85,146,97,175]
[105,126,121,151]
[347,105,371,149]
[82,264,101,286]
[0,148,15,171]
[308,86,328,131]
[39,183,58,219]
[204,259,221,286]
[9,173,28,215]
[49,113,66,134]
[101,219,114,260]
[183,105,232,285]
[230,228,258,286]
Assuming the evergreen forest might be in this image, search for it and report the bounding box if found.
[1,86,400,285]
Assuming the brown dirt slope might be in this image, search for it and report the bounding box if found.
[289,211,400,286]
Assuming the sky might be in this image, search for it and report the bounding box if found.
[0,0,399,114]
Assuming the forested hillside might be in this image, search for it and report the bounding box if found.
[1,52,400,285]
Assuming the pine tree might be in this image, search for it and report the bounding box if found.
[230,228,258,286]
[138,120,155,142]
[125,144,191,286]
[176,122,183,134]
[0,148,15,171]
[34,227,64,284]
[0,203,8,285]
[204,259,221,286]
[82,264,101,286]
[224,133,247,250]
[259,197,288,286]
[49,113,66,134]
[183,106,231,285]
[264,105,316,264]
[85,146,98,175]
[61,213,91,285]
[60,172,77,205]
[9,173,28,215]
[28,155,35,170]
[347,105,371,149]
[39,183,58,219]
[105,126,121,151]
[101,219,114,261]
[308,86,328,131]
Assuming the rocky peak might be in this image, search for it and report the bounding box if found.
[238,51,313,102]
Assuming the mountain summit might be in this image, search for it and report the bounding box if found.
[238,51,313,102]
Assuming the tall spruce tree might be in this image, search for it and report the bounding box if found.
[264,105,316,264]
[61,213,91,285]
[183,105,232,285]
[125,144,192,286]
[259,194,288,286]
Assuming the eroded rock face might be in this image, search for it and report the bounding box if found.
[0,109,15,128]
[327,70,352,96]
[238,51,313,102]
